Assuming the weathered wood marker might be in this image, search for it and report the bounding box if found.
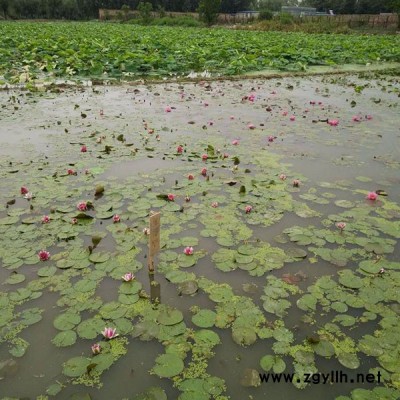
[148,211,160,273]
[148,212,161,303]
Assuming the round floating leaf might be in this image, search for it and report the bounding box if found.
[335,200,354,208]
[165,270,195,283]
[194,329,220,348]
[77,318,105,339]
[314,340,335,357]
[93,353,114,373]
[157,307,183,326]
[63,356,90,377]
[331,302,348,313]
[132,320,160,341]
[5,273,25,285]
[260,355,274,371]
[20,308,43,326]
[37,266,57,277]
[338,270,363,289]
[119,281,142,295]
[296,294,317,311]
[153,353,184,378]
[89,252,110,263]
[192,310,216,328]
[133,387,167,400]
[208,286,234,303]
[240,368,260,387]
[178,280,198,295]
[232,326,257,346]
[237,244,258,255]
[338,353,360,369]
[74,279,97,293]
[285,248,307,259]
[52,330,77,347]
[294,350,314,364]
[53,312,81,331]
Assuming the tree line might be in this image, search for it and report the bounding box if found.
[0,0,399,20]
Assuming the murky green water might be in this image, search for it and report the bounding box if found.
[0,71,399,400]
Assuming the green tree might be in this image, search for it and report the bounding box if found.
[198,0,221,24]
[258,0,282,11]
[0,0,9,18]
[137,1,153,22]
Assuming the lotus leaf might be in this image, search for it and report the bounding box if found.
[52,330,77,347]
[152,353,184,378]
[62,356,91,377]
[133,387,167,400]
[53,312,81,331]
[240,368,261,387]
[157,307,184,326]
[337,352,360,369]
[313,340,335,357]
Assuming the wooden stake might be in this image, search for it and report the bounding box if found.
[148,212,160,273]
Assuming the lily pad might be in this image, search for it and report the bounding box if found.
[152,353,184,378]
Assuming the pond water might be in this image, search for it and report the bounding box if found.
[0,71,399,400]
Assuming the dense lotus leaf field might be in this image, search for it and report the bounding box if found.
[0,22,400,83]
[0,69,399,400]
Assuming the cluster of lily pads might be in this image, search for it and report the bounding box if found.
[0,74,399,400]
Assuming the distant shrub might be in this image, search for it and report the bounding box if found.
[151,16,204,27]
[277,12,294,25]
[258,10,273,21]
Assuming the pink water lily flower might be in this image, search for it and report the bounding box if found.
[113,214,121,223]
[290,115,296,121]
[279,174,287,181]
[41,215,50,224]
[81,145,87,152]
[336,222,346,231]
[91,343,101,355]
[365,115,373,120]
[188,174,194,180]
[102,327,119,340]
[21,186,29,195]
[232,140,239,145]
[268,135,275,142]
[245,205,252,214]
[122,272,135,282]
[366,192,378,201]
[67,169,76,175]
[167,193,175,201]
[248,123,255,130]
[77,201,87,211]
[328,119,339,126]
[352,115,361,122]
[201,154,208,161]
[282,111,288,116]
[201,168,207,176]
[71,218,78,225]
[184,246,194,255]
[208,121,214,126]
[165,106,172,112]
[248,93,256,102]
[293,179,300,187]
[177,145,184,154]
[211,202,219,208]
[38,250,50,261]
[310,100,316,105]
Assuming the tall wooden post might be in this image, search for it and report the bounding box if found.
[148,212,160,273]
